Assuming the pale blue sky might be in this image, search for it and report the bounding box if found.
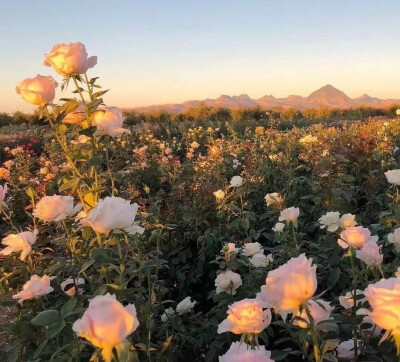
[1,0,400,112]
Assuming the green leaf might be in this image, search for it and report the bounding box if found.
[46,320,66,339]
[327,267,341,288]
[91,248,110,263]
[88,98,103,111]
[59,177,80,192]
[61,99,79,114]
[316,320,339,334]
[79,126,97,137]
[87,156,104,167]
[61,297,77,319]
[33,339,48,359]
[32,310,60,326]
[322,339,339,356]
[92,90,109,99]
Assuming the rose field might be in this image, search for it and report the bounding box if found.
[2,43,400,362]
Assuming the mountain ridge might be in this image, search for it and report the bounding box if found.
[129,85,400,113]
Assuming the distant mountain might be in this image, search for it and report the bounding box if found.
[130,85,400,113]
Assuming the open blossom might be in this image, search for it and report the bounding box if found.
[3,160,14,169]
[339,289,366,309]
[385,169,400,185]
[218,298,272,334]
[356,239,383,267]
[190,141,200,149]
[230,175,243,187]
[339,213,357,228]
[0,229,38,261]
[337,339,359,359]
[176,297,196,315]
[264,192,283,206]
[279,207,300,223]
[260,254,317,315]
[213,189,225,200]
[222,243,239,254]
[272,222,285,233]
[15,75,57,106]
[0,168,10,179]
[0,184,7,202]
[80,196,144,235]
[242,242,263,257]
[250,253,273,268]
[72,294,138,362]
[319,211,340,232]
[293,299,333,328]
[63,102,86,124]
[44,42,97,76]
[215,270,242,295]
[219,342,274,362]
[92,107,128,137]
[61,277,85,297]
[388,229,400,252]
[33,195,82,222]
[361,278,400,351]
[338,226,375,249]
[13,275,54,304]
[161,307,175,323]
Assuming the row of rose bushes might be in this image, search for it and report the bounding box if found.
[1,42,400,361]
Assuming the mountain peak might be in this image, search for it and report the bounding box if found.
[308,84,350,99]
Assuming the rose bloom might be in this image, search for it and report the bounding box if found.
[336,339,359,360]
[161,307,175,323]
[272,222,285,233]
[385,169,400,185]
[3,160,14,169]
[250,253,273,268]
[44,42,97,76]
[0,184,7,202]
[0,168,10,179]
[15,75,57,106]
[388,229,400,252]
[264,192,283,207]
[0,229,38,261]
[218,298,272,334]
[33,195,82,222]
[215,270,242,295]
[230,175,243,187]
[242,242,263,257]
[176,296,196,315]
[338,226,375,249]
[362,277,400,350]
[190,141,200,149]
[213,189,225,200]
[219,342,274,362]
[293,299,333,328]
[61,277,85,297]
[260,254,317,315]
[339,213,357,228]
[63,102,86,124]
[72,294,139,362]
[92,107,128,137]
[13,274,54,304]
[356,240,383,267]
[279,207,300,223]
[319,211,340,232]
[79,196,144,235]
[339,289,366,309]
[222,242,239,254]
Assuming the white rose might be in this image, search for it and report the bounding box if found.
[336,339,359,360]
[219,342,274,362]
[44,42,97,76]
[250,253,273,268]
[279,207,300,223]
[385,169,400,185]
[215,270,242,295]
[388,229,400,252]
[176,296,196,315]
[13,274,54,304]
[318,211,340,232]
[79,196,144,235]
[339,213,357,228]
[264,192,283,207]
[230,176,243,187]
[338,226,375,249]
[60,277,85,297]
[72,293,138,362]
[242,242,263,257]
[33,195,82,222]
[339,290,366,309]
[16,75,58,106]
[0,229,38,261]
[272,222,285,233]
[92,107,128,137]
[161,307,175,323]
[356,239,383,267]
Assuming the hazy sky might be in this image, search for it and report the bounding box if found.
[1,0,400,113]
